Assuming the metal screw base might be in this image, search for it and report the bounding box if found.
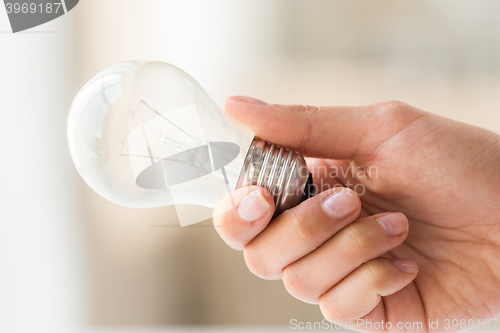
[236,137,312,216]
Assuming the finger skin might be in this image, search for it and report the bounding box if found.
[282,213,409,304]
[224,97,424,161]
[213,185,274,251]
[319,258,418,323]
[243,187,361,280]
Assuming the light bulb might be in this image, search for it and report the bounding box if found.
[67,60,313,226]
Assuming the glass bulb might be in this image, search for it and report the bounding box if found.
[67,60,312,226]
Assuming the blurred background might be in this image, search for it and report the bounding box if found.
[1,0,500,331]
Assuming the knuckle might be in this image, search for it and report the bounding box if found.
[377,100,408,115]
[293,104,320,114]
[287,208,315,243]
[376,100,423,127]
[345,222,370,252]
[292,104,319,150]
[371,101,425,152]
[376,100,414,125]
[319,294,347,323]
[364,260,388,287]
[243,246,276,280]
[282,265,315,302]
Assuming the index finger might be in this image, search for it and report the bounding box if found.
[224,97,424,161]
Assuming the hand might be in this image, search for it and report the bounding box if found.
[213,96,500,332]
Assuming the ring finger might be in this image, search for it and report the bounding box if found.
[282,212,409,303]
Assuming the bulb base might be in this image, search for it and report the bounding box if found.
[236,137,314,216]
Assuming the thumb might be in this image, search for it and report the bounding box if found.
[224,96,424,161]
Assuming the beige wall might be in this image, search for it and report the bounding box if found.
[0,5,86,332]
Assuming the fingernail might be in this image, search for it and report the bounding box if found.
[238,190,270,222]
[393,258,418,274]
[229,96,268,105]
[322,189,358,219]
[376,213,408,237]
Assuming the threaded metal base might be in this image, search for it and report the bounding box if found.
[236,137,312,216]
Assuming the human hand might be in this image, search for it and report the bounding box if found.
[213,96,500,332]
